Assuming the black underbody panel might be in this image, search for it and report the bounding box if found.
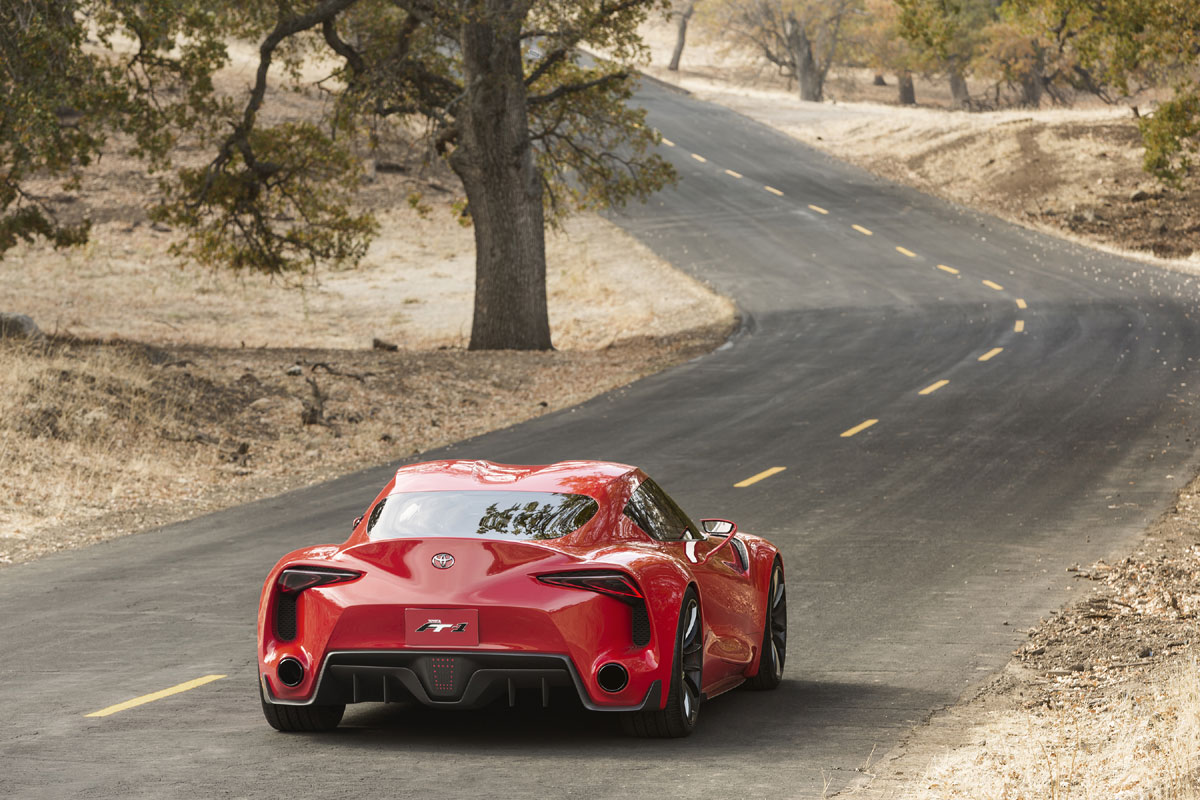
[263,650,662,712]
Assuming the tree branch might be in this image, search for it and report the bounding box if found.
[524,0,652,87]
[527,71,629,106]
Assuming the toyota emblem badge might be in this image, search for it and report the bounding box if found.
[431,553,455,569]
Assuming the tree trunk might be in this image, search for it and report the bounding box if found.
[897,71,915,105]
[668,2,694,72]
[1018,44,1046,108]
[452,0,552,351]
[948,65,969,109]
[784,14,821,102]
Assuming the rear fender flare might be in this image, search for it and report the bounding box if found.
[626,557,698,708]
[257,545,342,651]
[741,535,782,676]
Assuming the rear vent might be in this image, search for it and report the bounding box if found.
[275,593,298,641]
[631,603,651,647]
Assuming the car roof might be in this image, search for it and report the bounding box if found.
[388,459,640,501]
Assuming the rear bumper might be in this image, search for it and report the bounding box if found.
[261,650,662,712]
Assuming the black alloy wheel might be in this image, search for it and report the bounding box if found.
[621,588,703,737]
[747,560,786,690]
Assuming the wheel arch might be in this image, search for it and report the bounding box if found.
[741,536,783,678]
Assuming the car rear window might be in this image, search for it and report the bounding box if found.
[366,490,599,542]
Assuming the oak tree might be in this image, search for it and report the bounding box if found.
[709,0,859,102]
[894,0,993,108]
[849,0,923,105]
[4,0,675,350]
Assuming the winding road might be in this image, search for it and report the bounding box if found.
[5,80,1200,799]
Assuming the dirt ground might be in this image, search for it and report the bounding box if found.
[850,475,1200,799]
[641,20,1200,267]
[636,17,1200,798]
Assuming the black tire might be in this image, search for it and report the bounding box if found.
[259,680,345,732]
[621,588,702,738]
[747,560,786,690]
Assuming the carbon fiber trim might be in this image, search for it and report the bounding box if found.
[631,604,651,647]
[274,594,297,641]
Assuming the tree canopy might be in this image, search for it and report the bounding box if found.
[4,0,676,349]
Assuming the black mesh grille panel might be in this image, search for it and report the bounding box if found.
[631,603,651,647]
[275,593,297,641]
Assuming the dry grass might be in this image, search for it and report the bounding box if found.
[0,342,214,534]
[0,208,732,351]
[0,324,732,566]
[851,466,1200,800]
[907,660,1200,800]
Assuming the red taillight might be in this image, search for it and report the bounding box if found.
[537,571,644,604]
[277,566,362,594]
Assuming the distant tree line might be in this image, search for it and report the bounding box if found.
[672,0,1200,184]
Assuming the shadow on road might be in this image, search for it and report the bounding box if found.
[317,678,943,754]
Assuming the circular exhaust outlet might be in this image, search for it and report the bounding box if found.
[277,657,305,687]
[597,663,629,693]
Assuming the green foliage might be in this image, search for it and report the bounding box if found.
[529,61,674,223]
[2,0,675,278]
[1,1,109,254]
[1140,89,1200,186]
[847,0,912,75]
[894,0,992,79]
[155,123,377,275]
[999,0,1200,182]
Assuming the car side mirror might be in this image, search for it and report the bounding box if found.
[698,519,738,565]
[352,514,364,531]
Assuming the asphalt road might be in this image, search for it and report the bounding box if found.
[6,80,1200,799]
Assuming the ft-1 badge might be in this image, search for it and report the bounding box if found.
[415,620,469,633]
[406,608,479,646]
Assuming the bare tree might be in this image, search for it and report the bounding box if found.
[714,0,858,102]
[668,1,697,71]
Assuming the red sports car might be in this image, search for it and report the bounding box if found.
[257,459,786,737]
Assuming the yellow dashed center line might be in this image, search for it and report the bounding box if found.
[978,347,1004,362]
[937,264,960,275]
[734,466,787,488]
[851,224,873,236]
[840,419,878,438]
[86,674,226,718]
[896,246,917,258]
[1016,298,1027,309]
[764,185,784,196]
[918,380,949,396]
[661,137,675,147]
[691,153,707,163]
[724,169,743,179]
[1014,320,1025,333]
[808,204,829,214]
[982,279,1004,291]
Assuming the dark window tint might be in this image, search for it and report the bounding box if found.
[365,498,387,533]
[367,491,598,542]
[623,478,699,541]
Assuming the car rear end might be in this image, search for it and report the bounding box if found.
[258,488,672,713]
